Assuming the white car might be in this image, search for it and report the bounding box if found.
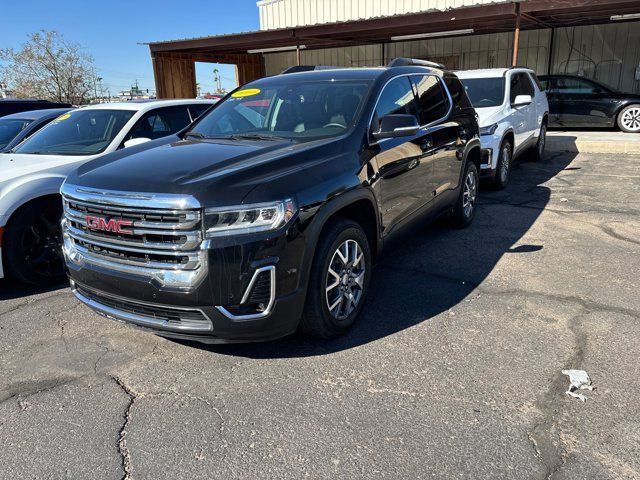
[455,68,549,189]
[0,99,215,285]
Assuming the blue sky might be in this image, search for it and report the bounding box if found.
[0,0,261,95]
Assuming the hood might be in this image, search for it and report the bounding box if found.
[473,106,505,128]
[0,153,93,184]
[66,136,346,207]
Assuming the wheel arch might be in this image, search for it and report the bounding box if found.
[296,188,381,298]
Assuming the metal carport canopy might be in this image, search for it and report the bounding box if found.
[146,0,640,98]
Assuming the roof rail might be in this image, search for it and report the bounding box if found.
[388,57,446,69]
[508,65,533,70]
[281,65,341,74]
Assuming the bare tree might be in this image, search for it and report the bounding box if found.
[0,30,97,104]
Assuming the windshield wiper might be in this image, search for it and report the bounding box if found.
[225,134,288,141]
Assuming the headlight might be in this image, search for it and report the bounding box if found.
[204,199,297,238]
[479,123,498,136]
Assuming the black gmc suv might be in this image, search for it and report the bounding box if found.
[61,59,480,343]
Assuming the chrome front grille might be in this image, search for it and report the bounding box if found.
[61,184,206,287]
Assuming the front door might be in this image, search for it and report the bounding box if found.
[552,76,615,127]
[370,76,435,234]
[509,72,536,152]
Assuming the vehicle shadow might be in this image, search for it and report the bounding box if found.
[0,279,66,301]
[177,151,578,358]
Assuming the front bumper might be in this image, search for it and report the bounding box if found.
[479,133,501,179]
[64,223,309,343]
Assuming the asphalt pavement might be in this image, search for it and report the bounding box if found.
[1,151,639,479]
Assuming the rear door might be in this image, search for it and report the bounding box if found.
[509,72,536,151]
[411,74,458,198]
[371,76,435,234]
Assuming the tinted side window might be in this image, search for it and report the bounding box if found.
[529,73,544,92]
[127,106,191,141]
[444,76,473,109]
[510,73,535,102]
[552,77,598,94]
[411,75,449,125]
[372,76,419,132]
[188,104,211,121]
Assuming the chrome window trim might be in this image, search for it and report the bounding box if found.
[61,183,201,210]
[70,280,213,333]
[216,265,276,321]
[368,71,454,146]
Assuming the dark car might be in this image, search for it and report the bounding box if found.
[60,58,481,343]
[0,99,73,118]
[539,74,640,133]
[0,108,73,153]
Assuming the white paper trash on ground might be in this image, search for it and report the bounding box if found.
[562,369,594,402]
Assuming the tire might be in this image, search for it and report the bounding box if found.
[491,139,512,190]
[617,105,640,133]
[450,161,479,229]
[300,218,372,339]
[2,198,66,286]
[531,121,547,161]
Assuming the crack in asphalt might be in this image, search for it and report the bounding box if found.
[112,376,138,480]
[527,310,588,480]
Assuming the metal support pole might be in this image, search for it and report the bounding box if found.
[546,27,555,75]
[296,45,301,66]
[512,3,521,66]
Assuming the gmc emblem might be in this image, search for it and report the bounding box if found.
[85,215,134,234]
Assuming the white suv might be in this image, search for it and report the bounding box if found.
[0,99,215,285]
[456,68,549,189]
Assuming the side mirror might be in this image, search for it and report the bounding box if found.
[372,114,420,140]
[123,137,151,149]
[512,94,532,107]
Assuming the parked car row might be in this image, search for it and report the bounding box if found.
[0,99,216,284]
[2,57,639,345]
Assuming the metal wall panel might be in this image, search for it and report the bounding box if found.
[263,22,640,94]
[264,30,550,75]
[550,22,640,93]
[257,0,511,30]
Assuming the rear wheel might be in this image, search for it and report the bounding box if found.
[491,140,512,190]
[300,218,371,339]
[617,105,640,133]
[3,199,65,285]
[450,161,478,229]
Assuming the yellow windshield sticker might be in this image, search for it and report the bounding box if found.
[55,113,71,122]
[231,88,261,98]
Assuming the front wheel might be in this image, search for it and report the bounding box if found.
[531,122,547,161]
[2,199,65,285]
[491,140,512,190]
[617,105,640,133]
[450,161,479,229]
[300,218,371,339]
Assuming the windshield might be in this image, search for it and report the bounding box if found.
[460,77,506,108]
[189,79,372,141]
[15,109,134,156]
[0,118,32,149]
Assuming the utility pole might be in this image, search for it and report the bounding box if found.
[96,77,103,102]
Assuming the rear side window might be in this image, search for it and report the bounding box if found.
[510,73,535,103]
[411,75,449,125]
[127,106,191,141]
[444,76,473,109]
[372,77,419,131]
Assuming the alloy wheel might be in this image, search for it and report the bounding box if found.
[325,239,366,320]
[21,212,64,279]
[621,107,640,132]
[462,169,477,218]
[538,124,546,157]
[500,145,511,183]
